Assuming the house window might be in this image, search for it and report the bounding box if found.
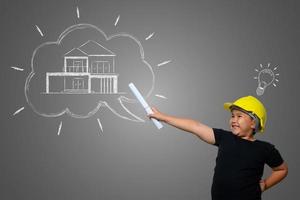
[66,58,87,72]
[91,61,110,73]
[73,60,87,72]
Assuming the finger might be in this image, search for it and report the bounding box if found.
[151,107,158,113]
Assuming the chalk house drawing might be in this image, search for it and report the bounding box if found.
[25,23,156,122]
[46,40,119,94]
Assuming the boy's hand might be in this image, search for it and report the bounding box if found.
[148,107,166,122]
[259,180,267,192]
[259,162,288,193]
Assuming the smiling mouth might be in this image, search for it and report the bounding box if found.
[231,124,239,128]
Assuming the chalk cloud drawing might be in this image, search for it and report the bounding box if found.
[25,23,156,122]
[254,63,279,96]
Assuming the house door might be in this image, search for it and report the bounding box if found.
[73,78,85,90]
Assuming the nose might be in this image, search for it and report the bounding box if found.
[231,116,237,123]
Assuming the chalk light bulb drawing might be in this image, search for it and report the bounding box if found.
[254,63,279,96]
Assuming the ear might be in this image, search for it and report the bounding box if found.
[250,119,256,129]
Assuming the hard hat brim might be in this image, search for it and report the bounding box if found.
[224,102,233,110]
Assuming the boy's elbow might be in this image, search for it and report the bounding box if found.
[278,162,289,179]
[272,162,288,177]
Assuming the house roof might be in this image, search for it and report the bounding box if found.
[64,48,88,56]
[78,40,116,56]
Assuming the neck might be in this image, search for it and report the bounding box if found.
[241,135,256,141]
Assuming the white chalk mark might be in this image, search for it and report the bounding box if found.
[157,60,171,67]
[155,94,167,99]
[11,66,24,71]
[76,6,80,19]
[45,40,117,94]
[254,63,280,96]
[25,24,154,122]
[13,107,24,116]
[35,25,44,37]
[57,121,62,136]
[103,99,144,122]
[145,32,155,40]
[114,15,120,26]
[97,118,103,135]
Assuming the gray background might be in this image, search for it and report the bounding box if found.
[1,0,299,199]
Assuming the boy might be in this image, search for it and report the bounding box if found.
[149,95,288,200]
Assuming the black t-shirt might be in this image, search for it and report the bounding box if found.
[211,128,284,200]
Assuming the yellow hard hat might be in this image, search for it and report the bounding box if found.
[224,96,267,132]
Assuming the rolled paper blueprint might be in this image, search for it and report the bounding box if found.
[128,83,163,129]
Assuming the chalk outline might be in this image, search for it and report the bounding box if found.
[45,40,119,94]
[254,63,279,96]
[25,23,156,122]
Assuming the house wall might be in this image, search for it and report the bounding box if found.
[48,76,65,93]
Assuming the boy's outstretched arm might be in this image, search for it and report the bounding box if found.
[148,107,215,144]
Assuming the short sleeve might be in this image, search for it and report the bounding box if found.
[266,145,284,168]
[213,128,228,146]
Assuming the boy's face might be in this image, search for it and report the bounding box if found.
[229,109,256,137]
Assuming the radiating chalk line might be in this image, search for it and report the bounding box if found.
[11,66,24,71]
[157,60,171,67]
[57,121,62,135]
[76,6,80,19]
[35,25,44,37]
[155,94,167,99]
[97,118,103,135]
[114,15,120,26]
[145,32,155,40]
[13,107,24,116]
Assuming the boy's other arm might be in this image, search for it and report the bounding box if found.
[260,162,288,192]
[148,107,215,145]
